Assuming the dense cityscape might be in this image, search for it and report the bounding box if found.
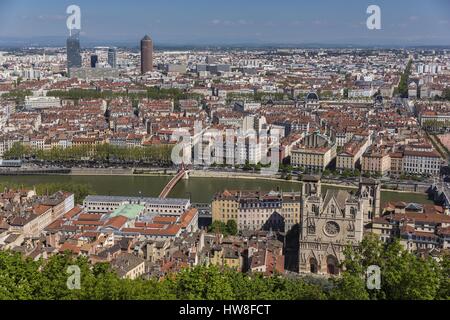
[0,1,449,303]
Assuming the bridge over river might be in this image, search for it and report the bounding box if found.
[158,165,189,198]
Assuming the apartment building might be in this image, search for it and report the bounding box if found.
[389,152,404,176]
[291,132,337,172]
[9,192,74,238]
[361,147,391,176]
[0,136,21,157]
[336,136,370,172]
[212,190,301,232]
[371,202,450,251]
[402,149,441,176]
[408,82,418,99]
[24,96,61,110]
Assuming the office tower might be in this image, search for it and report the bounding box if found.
[141,35,153,74]
[90,54,98,68]
[66,30,82,72]
[108,47,117,68]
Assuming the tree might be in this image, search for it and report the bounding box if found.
[0,245,448,300]
[175,266,235,300]
[243,161,252,171]
[3,142,29,159]
[226,220,238,236]
[208,221,228,235]
[4,143,173,166]
[437,252,450,300]
[396,60,413,98]
[329,273,369,300]
[342,169,352,178]
[338,234,446,300]
[209,220,238,236]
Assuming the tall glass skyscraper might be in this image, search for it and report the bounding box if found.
[108,47,117,68]
[67,30,82,73]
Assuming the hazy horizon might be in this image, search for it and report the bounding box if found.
[1,0,450,48]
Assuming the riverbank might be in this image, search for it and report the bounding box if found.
[67,167,429,195]
[0,174,434,206]
[70,167,136,176]
[189,170,430,195]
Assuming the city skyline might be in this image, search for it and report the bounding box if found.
[0,0,450,47]
[1,0,450,306]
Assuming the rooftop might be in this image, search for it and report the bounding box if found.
[84,195,190,206]
[110,204,145,220]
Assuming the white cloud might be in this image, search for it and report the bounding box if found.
[312,20,326,26]
[210,19,253,26]
[37,14,65,21]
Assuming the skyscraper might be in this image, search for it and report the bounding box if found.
[90,54,98,68]
[66,30,82,73]
[108,47,117,68]
[141,35,153,74]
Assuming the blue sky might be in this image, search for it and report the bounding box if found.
[0,0,449,46]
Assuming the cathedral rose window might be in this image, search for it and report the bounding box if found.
[324,221,340,237]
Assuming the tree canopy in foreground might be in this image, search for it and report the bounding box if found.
[0,234,448,300]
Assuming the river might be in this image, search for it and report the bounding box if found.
[0,175,433,206]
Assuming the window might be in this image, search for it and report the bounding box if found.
[309,257,318,274]
[350,207,357,218]
[312,204,319,216]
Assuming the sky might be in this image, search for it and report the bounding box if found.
[0,0,449,47]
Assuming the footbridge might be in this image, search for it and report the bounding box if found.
[159,165,189,198]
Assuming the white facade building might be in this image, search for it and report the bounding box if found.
[25,96,61,110]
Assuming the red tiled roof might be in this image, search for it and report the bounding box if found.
[180,208,198,229]
[59,243,81,254]
[153,216,178,224]
[122,224,181,237]
[72,220,104,226]
[63,206,83,219]
[78,213,102,221]
[34,205,52,216]
[104,215,128,230]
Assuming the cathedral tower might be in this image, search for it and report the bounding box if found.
[358,177,381,225]
[301,175,322,198]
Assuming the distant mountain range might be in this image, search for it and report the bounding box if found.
[0,36,449,50]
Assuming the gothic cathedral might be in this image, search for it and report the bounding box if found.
[299,175,380,275]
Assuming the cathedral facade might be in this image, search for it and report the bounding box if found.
[299,175,380,275]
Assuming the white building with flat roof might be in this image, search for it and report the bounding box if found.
[83,195,191,216]
[24,96,61,110]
